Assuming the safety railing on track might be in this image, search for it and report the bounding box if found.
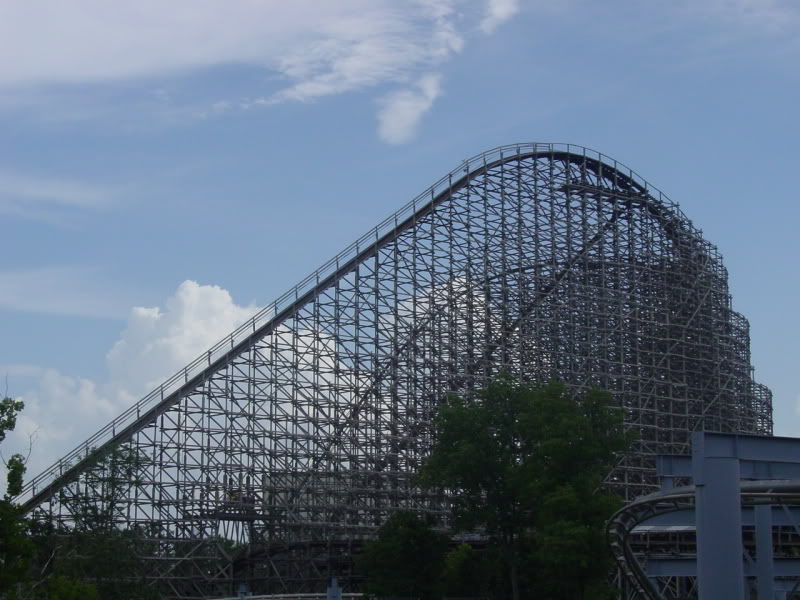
[14,142,680,506]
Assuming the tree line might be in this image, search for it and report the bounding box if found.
[0,377,631,599]
[0,395,158,599]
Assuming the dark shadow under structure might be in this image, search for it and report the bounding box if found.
[15,143,772,599]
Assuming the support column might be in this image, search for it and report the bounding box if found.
[694,439,744,600]
[755,505,775,600]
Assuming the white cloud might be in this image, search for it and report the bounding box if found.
[0,1,528,143]
[0,3,460,100]
[377,73,443,145]
[480,0,521,33]
[106,280,259,396]
[0,2,466,91]
[261,1,463,106]
[0,280,260,488]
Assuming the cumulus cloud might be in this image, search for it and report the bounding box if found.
[107,281,259,399]
[0,280,260,489]
[480,0,521,33]
[377,73,443,145]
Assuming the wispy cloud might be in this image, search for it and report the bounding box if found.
[480,0,520,33]
[377,73,443,145]
[0,1,515,144]
[0,2,463,90]
[260,2,463,106]
[0,169,118,223]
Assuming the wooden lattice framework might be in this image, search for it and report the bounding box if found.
[16,144,772,598]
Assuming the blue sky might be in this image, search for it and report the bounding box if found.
[1,0,799,476]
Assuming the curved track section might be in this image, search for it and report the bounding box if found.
[608,482,800,599]
[16,143,771,598]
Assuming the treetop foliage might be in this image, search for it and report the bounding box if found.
[357,511,449,600]
[0,397,25,446]
[417,377,632,600]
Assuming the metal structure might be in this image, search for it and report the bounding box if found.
[15,143,772,598]
[609,432,800,599]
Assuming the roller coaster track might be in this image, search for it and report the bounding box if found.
[14,142,770,597]
[16,143,696,513]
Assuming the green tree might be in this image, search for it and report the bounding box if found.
[0,396,35,594]
[37,445,158,600]
[441,543,492,598]
[419,378,631,600]
[0,397,146,600]
[357,511,449,600]
[27,575,100,600]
